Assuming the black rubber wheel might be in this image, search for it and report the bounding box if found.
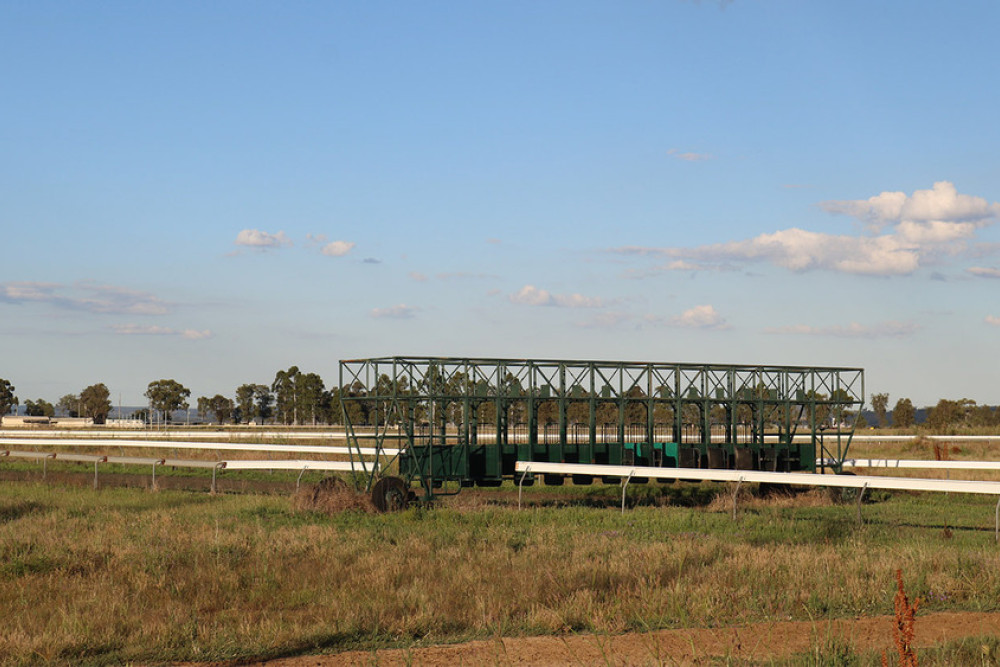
[371,476,410,512]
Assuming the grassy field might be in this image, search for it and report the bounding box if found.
[3,470,1000,666]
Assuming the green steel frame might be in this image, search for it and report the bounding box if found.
[340,356,865,499]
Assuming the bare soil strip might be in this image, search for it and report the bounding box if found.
[221,611,1000,666]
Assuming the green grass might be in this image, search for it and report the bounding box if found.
[2,479,1000,665]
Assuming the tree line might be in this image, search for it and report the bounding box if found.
[869,392,1000,430]
[2,373,998,431]
[0,379,114,423]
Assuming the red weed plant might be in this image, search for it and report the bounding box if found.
[882,568,920,667]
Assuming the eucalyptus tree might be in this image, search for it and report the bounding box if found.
[144,379,191,423]
[80,383,112,424]
[235,384,256,423]
[871,392,889,428]
[253,385,273,424]
[57,394,79,417]
[0,378,17,416]
[892,397,916,428]
[272,366,301,424]
[207,394,234,424]
[24,398,55,417]
[296,372,326,425]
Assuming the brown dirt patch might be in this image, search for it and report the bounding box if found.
[213,611,1000,666]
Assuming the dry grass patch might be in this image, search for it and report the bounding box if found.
[291,476,374,514]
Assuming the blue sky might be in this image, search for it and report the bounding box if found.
[2,0,999,408]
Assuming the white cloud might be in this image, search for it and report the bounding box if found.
[821,181,1000,232]
[764,321,919,338]
[370,304,418,319]
[1,281,170,315]
[509,285,604,308]
[670,305,729,329]
[321,241,355,257]
[986,316,1000,327]
[181,329,213,340]
[111,324,213,339]
[668,148,713,162]
[234,229,292,248]
[614,182,1000,277]
[969,267,1000,279]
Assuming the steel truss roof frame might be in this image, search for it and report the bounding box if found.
[339,356,865,497]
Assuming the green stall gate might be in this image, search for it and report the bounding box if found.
[339,357,864,508]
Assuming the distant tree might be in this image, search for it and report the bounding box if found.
[235,384,257,424]
[871,392,889,428]
[327,386,343,424]
[144,379,191,423]
[57,394,80,417]
[207,394,234,424]
[297,372,326,425]
[969,404,998,428]
[80,383,112,424]
[272,366,300,424]
[0,379,17,416]
[132,408,150,423]
[253,385,273,424]
[342,381,369,425]
[24,398,55,417]
[927,398,975,431]
[892,398,916,428]
[197,396,211,422]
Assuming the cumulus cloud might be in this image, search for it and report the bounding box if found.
[986,316,1000,327]
[111,324,213,339]
[969,267,1000,279]
[370,304,418,319]
[509,285,604,308]
[764,321,919,338]
[670,305,729,329]
[1,281,170,315]
[614,182,1000,277]
[322,241,355,257]
[821,181,1000,232]
[234,229,292,249]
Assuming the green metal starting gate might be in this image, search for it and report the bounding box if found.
[340,356,864,505]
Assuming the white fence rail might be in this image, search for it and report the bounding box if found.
[514,460,1000,538]
[0,438,399,457]
[830,458,1000,471]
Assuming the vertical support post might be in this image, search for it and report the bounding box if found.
[212,463,222,494]
[856,483,869,527]
[93,458,101,490]
[621,470,635,514]
[994,496,1000,544]
[518,466,531,510]
[297,465,308,490]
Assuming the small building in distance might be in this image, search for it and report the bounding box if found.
[0,416,94,428]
